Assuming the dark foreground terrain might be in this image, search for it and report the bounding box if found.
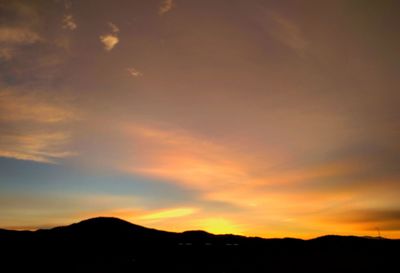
[0,217,398,273]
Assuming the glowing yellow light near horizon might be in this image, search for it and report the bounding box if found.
[198,218,242,235]
[139,207,197,220]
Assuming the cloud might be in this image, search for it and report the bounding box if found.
[321,208,400,233]
[0,3,41,61]
[0,90,77,163]
[120,124,250,192]
[159,0,174,15]
[0,2,79,164]
[270,13,307,53]
[84,121,399,237]
[352,209,400,226]
[0,132,76,163]
[99,23,120,51]
[0,26,41,44]
[100,34,119,51]
[62,14,77,30]
[139,207,197,220]
[127,67,143,77]
[56,101,400,237]
[0,1,51,64]
[0,47,14,60]
[255,10,308,55]
[0,90,76,123]
[108,22,119,33]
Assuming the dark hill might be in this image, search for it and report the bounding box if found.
[53,216,147,232]
[0,217,398,273]
[40,217,172,240]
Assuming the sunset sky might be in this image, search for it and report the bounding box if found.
[1,0,399,238]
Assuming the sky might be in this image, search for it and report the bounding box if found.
[0,0,399,238]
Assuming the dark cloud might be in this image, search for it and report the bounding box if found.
[334,208,400,231]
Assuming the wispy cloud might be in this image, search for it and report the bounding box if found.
[0,132,76,163]
[0,90,76,123]
[315,207,400,236]
[139,207,197,220]
[270,12,308,54]
[255,10,308,56]
[0,90,77,163]
[121,124,249,191]
[108,22,119,33]
[0,26,41,44]
[127,67,143,77]
[62,14,77,30]
[159,0,174,15]
[339,208,400,228]
[0,2,44,62]
[80,121,399,237]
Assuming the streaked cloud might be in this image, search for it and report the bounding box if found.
[159,0,174,15]
[139,207,197,220]
[268,12,308,54]
[0,90,76,123]
[0,26,41,44]
[0,26,40,61]
[253,9,308,56]
[121,124,250,191]
[62,14,77,30]
[86,120,398,237]
[0,132,75,163]
[305,206,400,238]
[0,90,77,163]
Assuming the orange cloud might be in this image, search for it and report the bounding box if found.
[0,26,41,44]
[159,0,174,15]
[127,67,143,77]
[0,90,76,123]
[119,123,366,203]
[139,207,197,220]
[62,14,77,30]
[121,124,251,191]
[99,22,120,51]
[100,34,119,51]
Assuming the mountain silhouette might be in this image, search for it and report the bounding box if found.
[0,217,398,273]
[41,217,171,239]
